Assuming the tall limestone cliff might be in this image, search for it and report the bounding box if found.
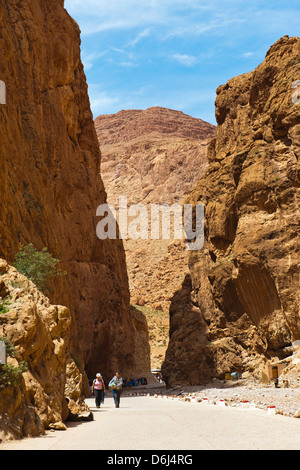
[0,0,143,389]
[162,36,300,387]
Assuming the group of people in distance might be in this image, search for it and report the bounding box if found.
[91,371,123,408]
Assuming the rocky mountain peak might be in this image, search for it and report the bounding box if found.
[95,106,215,145]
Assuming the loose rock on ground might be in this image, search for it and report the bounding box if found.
[132,378,300,418]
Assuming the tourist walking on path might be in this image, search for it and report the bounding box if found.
[109,372,123,408]
[92,373,106,408]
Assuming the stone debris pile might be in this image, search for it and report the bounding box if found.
[151,381,300,418]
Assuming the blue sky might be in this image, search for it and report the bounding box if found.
[64,0,299,125]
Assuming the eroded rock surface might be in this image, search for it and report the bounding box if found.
[0,0,139,383]
[162,36,300,387]
[0,260,89,441]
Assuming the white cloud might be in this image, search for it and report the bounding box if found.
[64,0,245,38]
[88,84,154,117]
[65,0,166,35]
[65,0,300,38]
[64,0,300,125]
[88,87,120,116]
[171,54,197,66]
[81,51,107,70]
[126,28,152,48]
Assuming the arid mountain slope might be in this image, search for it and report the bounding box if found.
[95,107,215,369]
[0,0,142,382]
[162,36,300,387]
[95,107,215,312]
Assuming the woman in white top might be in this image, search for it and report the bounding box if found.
[92,373,106,408]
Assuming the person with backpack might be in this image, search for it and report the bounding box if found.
[92,373,106,408]
[109,372,123,408]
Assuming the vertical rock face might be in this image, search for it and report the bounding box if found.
[162,36,300,387]
[0,1,136,380]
